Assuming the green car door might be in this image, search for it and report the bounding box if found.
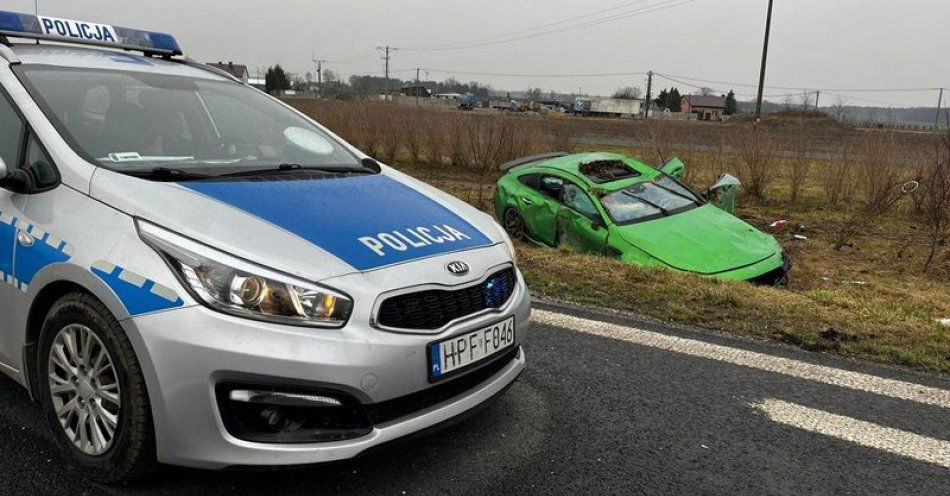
[556,182,609,255]
[515,174,561,246]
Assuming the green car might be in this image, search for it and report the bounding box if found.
[493,152,790,285]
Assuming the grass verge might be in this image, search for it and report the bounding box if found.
[516,243,950,373]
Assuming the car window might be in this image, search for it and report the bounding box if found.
[539,175,564,199]
[0,91,25,169]
[601,192,663,224]
[22,134,58,189]
[656,175,701,203]
[561,183,600,220]
[517,173,540,190]
[15,66,362,174]
[578,160,640,183]
[601,182,698,225]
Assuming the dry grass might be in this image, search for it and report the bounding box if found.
[518,243,950,373]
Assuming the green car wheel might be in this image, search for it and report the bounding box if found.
[503,208,527,241]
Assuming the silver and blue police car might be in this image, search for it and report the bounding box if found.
[0,11,528,481]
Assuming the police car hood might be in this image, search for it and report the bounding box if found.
[90,168,503,281]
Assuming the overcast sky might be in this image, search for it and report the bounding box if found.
[6,0,949,106]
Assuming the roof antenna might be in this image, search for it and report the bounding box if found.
[33,0,40,44]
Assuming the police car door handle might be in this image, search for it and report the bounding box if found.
[16,230,34,247]
[521,197,533,205]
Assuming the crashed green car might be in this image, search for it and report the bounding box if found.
[493,152,790,285]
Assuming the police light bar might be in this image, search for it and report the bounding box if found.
[0,10,181,56]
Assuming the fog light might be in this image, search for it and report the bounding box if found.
[229,389,343,408]
[216,384,372,443]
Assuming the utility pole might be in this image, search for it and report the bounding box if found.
[754,0,775,122]
[936,87,944,129]
[376,46,397,100]
[814,90,820,110]
[414,67,423,105]
[643,71,653,120]
[312,58,325,97]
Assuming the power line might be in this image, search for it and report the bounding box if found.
[422,68,647,78]
[324,50,377,64]
[402,0,659,51]
[400,0,697,52]
[656,72,938,93]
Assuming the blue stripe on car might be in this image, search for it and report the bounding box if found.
[91,261,184,316]
[182,175,493,271]
[0,212,73,292]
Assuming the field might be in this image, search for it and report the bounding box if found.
[290,99,950,372]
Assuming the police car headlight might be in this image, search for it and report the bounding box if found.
[138,221,352,328]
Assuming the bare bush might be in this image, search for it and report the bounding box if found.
[821,140,858,206]
[402,111,424,165]
[544,120,576,154]
[787,125,812,204]
[423,113,447,166]
[448,116,471,168]
[468,115,515,205]
[920,135,950,271]
[833,133,915,249]
[736,125,777,200]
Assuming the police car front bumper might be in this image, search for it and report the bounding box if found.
[122,261,530,469]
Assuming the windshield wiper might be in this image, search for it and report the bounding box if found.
[653,182,700,205]
[216,163,374,178]
[124,167,213,182]
[622,191,669,215]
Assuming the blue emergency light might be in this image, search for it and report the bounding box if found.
[0,10,181,56]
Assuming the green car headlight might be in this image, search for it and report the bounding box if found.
[138,221,352,328]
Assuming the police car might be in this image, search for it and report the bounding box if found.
[0,11,528,481]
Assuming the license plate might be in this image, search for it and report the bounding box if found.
[428,317,515,381]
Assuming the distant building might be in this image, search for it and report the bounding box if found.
[433,92,464,100]
[401,85,432,97]
[681,94,726,120]
[247,77,265,90]
[207,61,249,83]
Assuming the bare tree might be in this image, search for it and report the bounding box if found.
[831,95,848,121]
[612,86,642,100]
[798,91,814,111]
[782,94,795,111]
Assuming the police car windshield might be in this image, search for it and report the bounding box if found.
[15,66,364,174]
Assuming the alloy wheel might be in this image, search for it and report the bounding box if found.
[47,324,121,456]
[504,209,526,240]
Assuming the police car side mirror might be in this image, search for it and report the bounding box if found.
[0,157,33,193]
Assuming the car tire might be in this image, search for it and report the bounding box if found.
[37,292,156,483]
[503,208,528,241]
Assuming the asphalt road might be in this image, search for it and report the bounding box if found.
[0,303,947,495]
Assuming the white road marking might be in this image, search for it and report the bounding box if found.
[753,398,950,468]
[532,309,950,409]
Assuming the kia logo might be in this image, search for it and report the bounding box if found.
[445,261,470,276]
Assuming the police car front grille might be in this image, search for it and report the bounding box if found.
[376,268,516,330]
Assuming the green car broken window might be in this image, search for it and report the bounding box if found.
[562,183,600,220]
[601,182,698,225]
